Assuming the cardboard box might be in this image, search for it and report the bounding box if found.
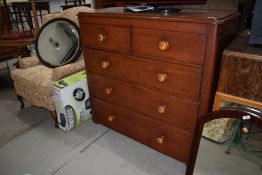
[52,70,91,132]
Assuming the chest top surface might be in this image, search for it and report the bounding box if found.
[79,7,239,24]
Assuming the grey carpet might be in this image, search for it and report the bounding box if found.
[0,68,261,175]
[0,69,50,147]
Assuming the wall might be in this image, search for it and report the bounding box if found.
[181,0,240,10]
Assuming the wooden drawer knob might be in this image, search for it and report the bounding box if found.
[107,115,116,122]
[104,87,112,95]
[157,73,167,82]
[157,105,166,114]
[156,135,165,144]
[98,33,107,42]
[101,60,110,69]
[159,41,169,51]
[242,127,249,134]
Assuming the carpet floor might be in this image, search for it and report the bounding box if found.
[0,68,50,147]
[0,68,261,175]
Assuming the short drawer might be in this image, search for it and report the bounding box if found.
[81,24,130,52]
[92,97,193,163]
[89,73,198,133]
[133,28,206,65]
[85,49,202,100]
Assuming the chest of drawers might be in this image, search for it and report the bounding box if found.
[79,7,240,171]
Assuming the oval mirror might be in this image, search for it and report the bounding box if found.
[187,105,262,175]
[36,18,81,67]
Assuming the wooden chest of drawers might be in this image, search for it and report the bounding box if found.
[79,7,240,167]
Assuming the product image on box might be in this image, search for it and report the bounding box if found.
[52,70,91,132]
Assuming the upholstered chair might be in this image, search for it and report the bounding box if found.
[11,6,93,127]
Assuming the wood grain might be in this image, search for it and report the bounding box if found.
[218,54,262,102]
[81,24,130,53]
[92,97,193,163]
[89,73,199,133]
[133,28,206,65]
[79,8,239,174]
[213,92,262,110]
[85,49,202,100]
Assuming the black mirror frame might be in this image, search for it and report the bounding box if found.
[36,17,82,68]
[185,106,262,175]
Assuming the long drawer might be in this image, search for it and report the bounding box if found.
[81,24,130,53]
[133,28,207,65]
[89,73,198,133]
[85,49,202,100]
[92,97,193,163]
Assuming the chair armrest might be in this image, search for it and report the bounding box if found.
[52,58,85,81]
[19,56,40,69]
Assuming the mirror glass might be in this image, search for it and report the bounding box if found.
[193,103,262,175]
[36,18,81,67]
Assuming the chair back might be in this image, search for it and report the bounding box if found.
[0,6,12,34]
[42,6,94,26]
[61,0,91,11]
[65,0,86,5]
[11,1,50,32]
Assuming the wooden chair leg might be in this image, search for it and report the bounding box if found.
[5,60,10,73]
[17,95,24,109]
[50,111,59,128]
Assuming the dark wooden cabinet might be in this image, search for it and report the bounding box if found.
[79,7,240,173]
[218,31,262,102]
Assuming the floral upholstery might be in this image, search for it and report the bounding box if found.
[42,13,60,25]
[18,56,40,69]
[11,6,93,112]
[11,65,55,110]
[42,6,94,26]
[202,118,236,143]
[12,65,53,96]
[52,53,85,81]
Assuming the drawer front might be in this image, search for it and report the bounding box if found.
[133,29,206,65]
[85,49,202,100]
[89,73,198,133]
[81,24,130,52]
[92,97,193,163]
